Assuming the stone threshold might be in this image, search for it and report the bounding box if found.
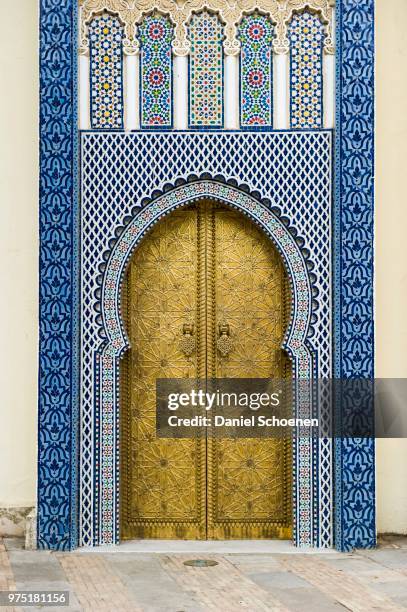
[78,540,338,554]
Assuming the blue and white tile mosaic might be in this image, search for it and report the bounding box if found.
[39,0,78,551]
[80,131,332,547]
[334,0,375,552]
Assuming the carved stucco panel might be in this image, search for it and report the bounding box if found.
[79,0,334,56]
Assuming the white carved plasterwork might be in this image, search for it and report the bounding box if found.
[79,0,334,56]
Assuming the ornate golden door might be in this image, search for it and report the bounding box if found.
[121,201,292,540]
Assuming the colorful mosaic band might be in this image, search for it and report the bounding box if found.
[239,13,274,127]
[89,14,124,129]
[289,11,324,129]
[140,13,173,128]
[189,11,224,128]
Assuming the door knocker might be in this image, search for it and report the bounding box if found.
[217,322,233,357]
[180,323,196,358]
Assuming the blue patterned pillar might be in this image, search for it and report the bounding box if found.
[334,0,375,551]
[39,0,78,550]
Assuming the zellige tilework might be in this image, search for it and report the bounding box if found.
[239,13,274,127]
[89,14,123,129]
[289,11,324,129]
[139,13,173,128]
[189,11,224,127]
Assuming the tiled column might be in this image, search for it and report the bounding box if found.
[79,54,90,130]
[224,54,239,129]
[334,0,375,552]
[174,55,188,129]
[274,53,289,129]
[124,53,139,130]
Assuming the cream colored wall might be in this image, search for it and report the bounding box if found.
[0,1,38,508]
[0,0,405,534]
[376,0,407,534]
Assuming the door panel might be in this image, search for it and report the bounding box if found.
[121,202,291,540]
[206,204,292,539]
[120,209,207,539]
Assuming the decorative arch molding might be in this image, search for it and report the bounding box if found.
[94,178,318,546]
[98,178,319,360]
[79,0,334,56]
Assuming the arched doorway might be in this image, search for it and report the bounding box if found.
[94,179,318,547]
[120,200,292,539]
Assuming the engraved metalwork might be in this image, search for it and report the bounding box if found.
[120,208,207,539]
[207,204,292,539]
[121,201,291,539]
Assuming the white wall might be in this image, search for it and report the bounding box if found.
[375,0,407,534]
[0,1,38,507]
[0,0,406,535]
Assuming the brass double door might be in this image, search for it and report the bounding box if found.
[121,201,292,540]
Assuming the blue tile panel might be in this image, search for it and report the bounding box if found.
[334,0,375,552]
[39,0,77,550]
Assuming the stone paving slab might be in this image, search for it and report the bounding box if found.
[0,539,21,612]
[1,538,407,611]
[223,554,282,576]
[279,555,406,611]
[359,549,407,571]
[105,554,206,612]
[243,570,311,590]
[372,581,407,601]
[252,585,347,612]
[58,553,143,612]
[159,554,290,611]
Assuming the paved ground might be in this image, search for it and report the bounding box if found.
[1,536,407,611]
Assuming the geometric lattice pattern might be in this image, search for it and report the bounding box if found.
[289,11,324,129]
[189,11,224,127]
[89,14,123,129]
[139,13,173,128]
[239,13,274,127]
[80,131,332,546]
